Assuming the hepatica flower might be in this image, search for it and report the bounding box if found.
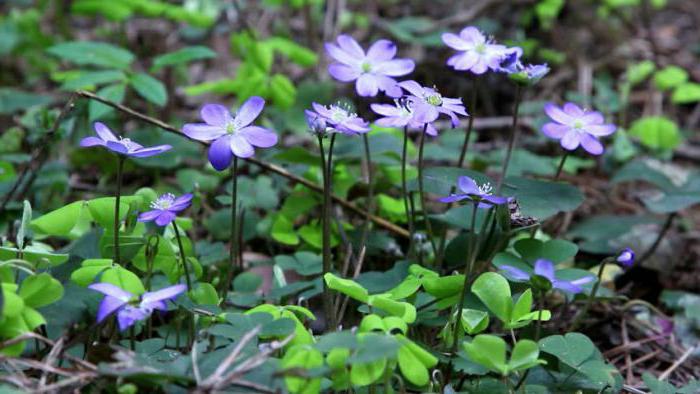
[442,26,513,74]
[325,35,415,97]
[438,176,508,208]
[89,283,186,331]
[371,99,439,136]
[542,103,617,155]
[138,193,193,226]
[500,259,594,294]
[182,98,277,171]
[306,102,370,135]
[616,247,635,268]
[399,80,467,129]
[80,122,172,157]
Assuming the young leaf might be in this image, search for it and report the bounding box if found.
[101,266,145,295]
[471,272,512,324]
[16,200,31,250]
[151,46,216,71]
[672,82,700,104]
[18,273,63,308]
[508,339,544,372]
[463,334,508,375]
[47,41,135,69]
[653,66,688,91]
[629,116,682,151]
[130,73,167,107]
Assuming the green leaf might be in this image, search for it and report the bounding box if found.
[269,73,296,109]
[18,273,63,308]
[509,339,543,372]
[101,266,145,295]
[16,200,32,250]
[629,116,682,151]
[539,332,596,368]
[514,238,578,264]
[47,41,134,69]
[271,214,300,245]
[1,285,24,318]
[642,372,676,394]
[463,335,508,375]
[350,358,386,387]
[189,283,219,305]
[460,309,490,335]
[324,273,369,303]
[31,201,88,237]
[233,272,262,293]
[397,343,430,386]
[60,70,126,90]
[130,73,167,107]
[70,259,112,287]
[266,37,318,67]
[86,196,136,229]
[152,46,216,71]
[653,66,688,91]
[626,60,656,86]
[672,82,700,104]
[281,345,324,394]
[89,83,126,121]
[503,177,584,220]
[471,272,512,324]
[0,88,52,115]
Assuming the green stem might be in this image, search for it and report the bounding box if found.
[496,85,523,194]
[401,126,415,256]
[417,127,438,259]
[172,221,192,291]
[636,212,676,266]
[534,290,545,341]
[357,134,375,255]
[570,257,614,331]
[113,156,125,265]
[554,153,569,181]
[450,203,479,355]
[457,79,478,168]
[318,135,336,331]
[219,158,239,298]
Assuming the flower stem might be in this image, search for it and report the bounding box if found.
[401,126,415,256]
[113,156,125,265]
[450,203,479,354]
[496,85,523,194]
[534,290,545,341]
[220,158,239,298]
[554,153,569,180]
[172,221,193,291]
[417,127,438,259]
[318,134,336,331]
[570,257,614,332]
[457,78,478,168]
[357,133,375,255]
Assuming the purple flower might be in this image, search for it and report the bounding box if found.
[499,259,595,294]
[541,103,617,156]
[89,283,186,331]
[616,248,635,268]
[370,100,438,136]
[442,26,512,74]
[438,176,508,208]
[182,98,278,171]
[325,35,415,98]
[507,63,550,85]
[80,122,172,158]
[306,102,371,135]
[138,193,193,226]
[398,80,468,128]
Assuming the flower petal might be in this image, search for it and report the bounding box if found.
[356,74,379,97]
[374,59,415,77]
[457,176,480,195]
[438,194,469,203]
[170,193,194,211]
[541,123,569,139]
[89,283,133,301]
[154,211,176,226]
[138,210,162,222]
[533,259,556,281]
[117,306,148,331]
[182,123,226,141]
[336,34,365,58]
[398,80,425,97]
[208,136,233,171]
[482,195,508,205]
[450,52,479,71]
[371,103,401,117]
[442,32,469,50]
[130,145,172,158]
[586,124,616,136]
[141,284,186,309]
[544,103,575,125]
[580,133,604,155]
[328,63,360,82]
[366,39,396,62]
[563,102,584,117]
[94,122,118,142]
[324,42,358,66]
[234,96,265,128]
[560,129,581,151]
[499,265,531,281]
[240,126,278,148]
[200,104,232,127]
[80,136,106,147]
[230,134,255,158]
[581,111,604,125]
[412,103,439,124]
[96,296,128,323]
[552,280,583,294]
[459,26,485,44]
[105,141,129,155]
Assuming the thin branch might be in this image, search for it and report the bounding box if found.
[74,90,409,238]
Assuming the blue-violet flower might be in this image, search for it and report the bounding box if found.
[80,122,172,158]
[138,193,193,226]
[398,80,468,129]
[306,102,371,135]
[499,259,594,294]
[438,176,508,208]
[542,102,617,155]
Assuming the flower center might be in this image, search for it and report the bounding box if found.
[573,120,584,130]
[361,61,372,73]
[151,193,176,210]
[478,182,493,195]
[425,93,443,106]
[329,104,356,123]
[226,122,238,134]
[120,137,138,151]
[475,43,487,54]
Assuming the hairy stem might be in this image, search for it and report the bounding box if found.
[220,158,239,298]
[496,85,523,193]
[457,79,478,168]
[357,134,375,256]
[113,156,125,265]
[172,221,193,291]
[554,153,569,180]
[318,135,336,331]
[636,212,677,266]
[417,127,438,259]
[401,126,416,256]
